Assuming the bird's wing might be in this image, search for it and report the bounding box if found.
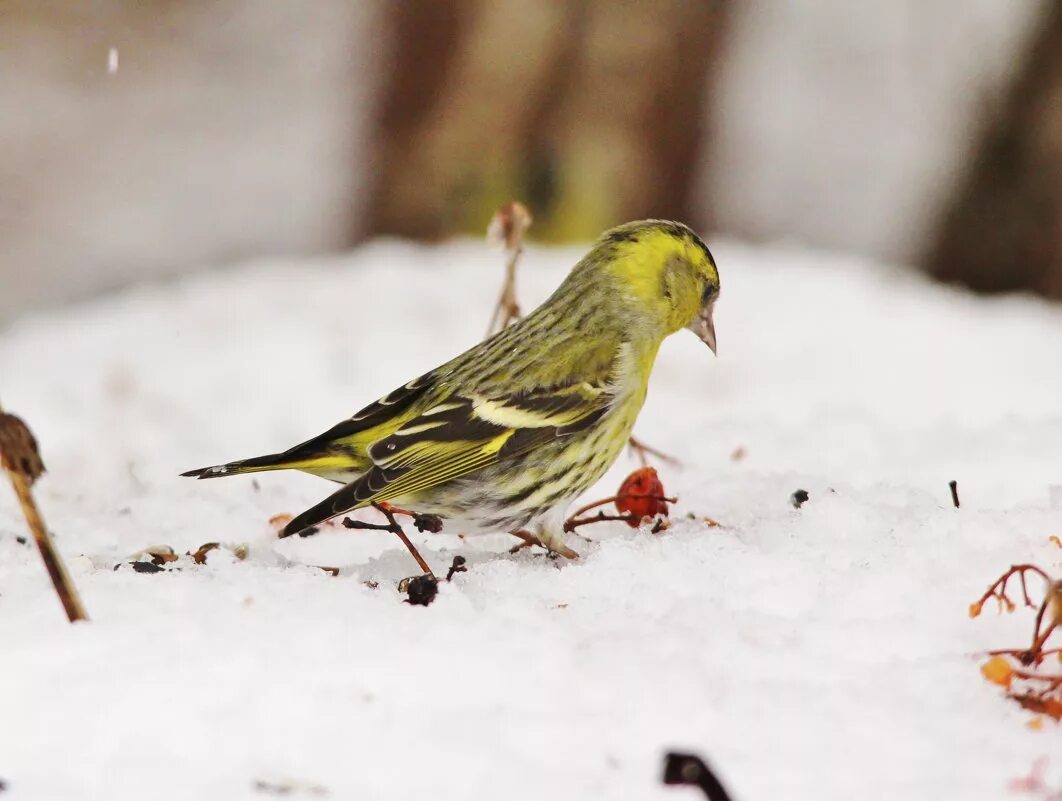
[253,370,442,474]
[281,379,614,535]
[181,371,442,480]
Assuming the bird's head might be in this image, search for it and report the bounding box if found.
[597,220,720,353]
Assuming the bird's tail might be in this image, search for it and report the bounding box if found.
[181,452,315,480]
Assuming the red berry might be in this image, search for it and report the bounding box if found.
[615,467,668,527]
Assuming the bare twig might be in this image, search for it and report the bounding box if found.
[1011,667,1062,692]
[987,646,1062,662]
[974,566,1060,664]
[1023,580,1062,663]
[949,479,960,508]
[970,564,1052,616]
[485,201,532,337]
[627,436,681,468]
[563,511,636,532]
[562,486,678,534]
[0,407,88,622]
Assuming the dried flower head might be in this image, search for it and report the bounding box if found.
[486,201,532,252]
[0,412,45,483]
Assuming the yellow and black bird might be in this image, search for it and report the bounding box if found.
[183,220,720,558]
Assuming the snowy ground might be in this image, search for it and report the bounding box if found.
[2,239,1061,800]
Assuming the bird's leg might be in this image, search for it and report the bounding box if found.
[376,502,444,534]
[342,503,436,578]
[376,503,436,578]
[508,528,578,559]
[508,529,539,554]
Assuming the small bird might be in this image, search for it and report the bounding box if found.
[183,220,719,559]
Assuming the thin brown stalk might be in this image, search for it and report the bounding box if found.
[627,436,681,468]
[0,408,88,622]
[485,201,532,337]
[970,564,1052,616]
[564,511,637,532]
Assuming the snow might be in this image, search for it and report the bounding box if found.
[2,240,1061,800]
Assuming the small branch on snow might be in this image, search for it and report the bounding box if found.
[972,565,1057,709]
[0,406,89,623]
[970,564,1052,617]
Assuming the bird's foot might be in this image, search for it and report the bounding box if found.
[509,529,578,559]
[343,502,439,579]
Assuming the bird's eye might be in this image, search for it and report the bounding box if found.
[701,285,716,304]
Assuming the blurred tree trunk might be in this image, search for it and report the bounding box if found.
[367,0,727,241]
[924,1,1062,297]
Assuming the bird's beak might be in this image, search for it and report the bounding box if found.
[688,303,717,355]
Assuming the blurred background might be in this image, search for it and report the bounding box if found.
[1,0,1059,323]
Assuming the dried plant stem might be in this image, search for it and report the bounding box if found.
[1011,668,1062,692]
[627,436,681,468]
[564,511,638,532]
[974,564,1060,665]
[1028,621,1059,659]
[0,412,89,623]
[1025,585,1061,662]
[987,647,1062,661]
[485,201,532,338]
[971,564,1051,615]
[486,247,523,337]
